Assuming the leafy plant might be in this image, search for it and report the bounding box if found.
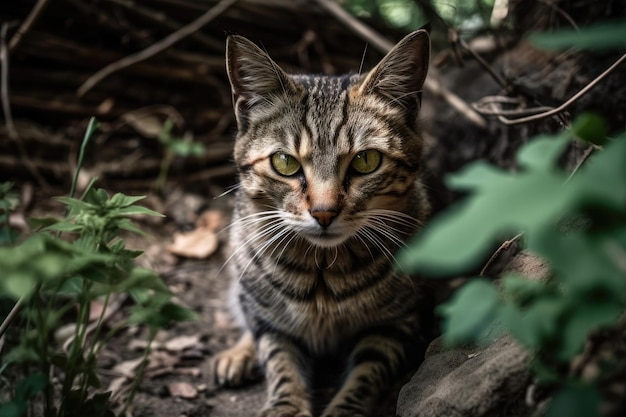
[399,16,626,416]
[0,120,195,417]
[400,115,626,417]
[155,118,205,192]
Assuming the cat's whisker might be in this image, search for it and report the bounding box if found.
[219,210,284,235]
[219,217,285,274]
[214,183,241,199]
[237,224,291,281]
[314,246,322,270]
[326,246,339,269]
[355,227,396,267]
[270,231,302,277]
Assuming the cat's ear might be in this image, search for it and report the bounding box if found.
[358,29,430,112]
[226,35,295,113]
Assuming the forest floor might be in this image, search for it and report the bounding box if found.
[98,188,268,417]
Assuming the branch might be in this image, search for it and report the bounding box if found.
[477,52,626,126]
[77,0,239,97]
[8,0,50,51]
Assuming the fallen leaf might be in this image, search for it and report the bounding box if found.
[167,381,198,399]
[107,376,127,395]
[197,210,226,231]
[165,334,201,352]
[113,357,144,377]
[167,227,219,259]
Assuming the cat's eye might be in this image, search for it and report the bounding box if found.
[271,152,302,177]
[351,150,382,174]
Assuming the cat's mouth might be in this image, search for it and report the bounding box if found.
[300,229,350,248]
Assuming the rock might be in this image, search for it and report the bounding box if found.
[397,336,531,417]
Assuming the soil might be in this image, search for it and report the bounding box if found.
[101,191,270,417]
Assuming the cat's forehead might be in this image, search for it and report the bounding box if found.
[291,74,361,96]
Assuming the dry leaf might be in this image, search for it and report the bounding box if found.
[107,376,127,395]
[167,381,198,399]
[113,357,144,377]
[164,334,200,352]
[197,210,226,231]
[167,227,218,258]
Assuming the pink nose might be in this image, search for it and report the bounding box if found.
[310,210,338,228]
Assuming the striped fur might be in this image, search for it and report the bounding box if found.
[214,30,431,417]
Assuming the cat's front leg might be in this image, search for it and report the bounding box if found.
[257,332,313,417]
[321,330,414,417]
[213,330,258,386]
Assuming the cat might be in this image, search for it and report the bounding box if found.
[213,29,432,417]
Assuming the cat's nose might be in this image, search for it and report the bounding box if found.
[310,210,338,228]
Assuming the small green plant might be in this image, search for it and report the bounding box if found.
[400,115,626,417]
[0,182,20,245]
[0,120,195,417]
[155,118,205,192]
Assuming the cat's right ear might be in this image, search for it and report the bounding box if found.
[226,35,294,118]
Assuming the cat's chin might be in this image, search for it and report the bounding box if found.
[301,232,350,249]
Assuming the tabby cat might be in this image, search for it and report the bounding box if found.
[214,29,432,417]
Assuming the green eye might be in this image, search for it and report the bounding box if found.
[271,152,302,176]
[351,150,382,174]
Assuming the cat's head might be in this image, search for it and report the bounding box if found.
[226,31,430,249]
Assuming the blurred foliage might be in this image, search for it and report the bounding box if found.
[345,0,497,31]
[399,20,626,417]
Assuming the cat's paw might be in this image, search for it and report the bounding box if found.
[213,333,257,386]
[259,404,312,417]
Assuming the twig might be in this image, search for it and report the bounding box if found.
[1,23,17,139]
[77,0,239,97]
[8,0,50,51]
[315,0,487,129]
[315,0,394,52]
[479,232,524,277]
[1,23,51,191]
[103,0,223,51]
[490,52,626,126]
[538,0,579,31]
[458,37,508,90]
[473,95,553,116]
[565,144,597,183]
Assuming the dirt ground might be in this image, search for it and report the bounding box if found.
[100,189,270,417]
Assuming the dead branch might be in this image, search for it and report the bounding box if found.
[475,52,626,126]
[77,0,239,97]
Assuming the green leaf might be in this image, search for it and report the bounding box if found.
[501,274,550,305]
[438,279,500,345]
[559,302,622,361]
[27,217,60,231]
[108,193,146,208]
[530,20,626,51]
[546,384,601,417]
[399,132,626,276]
[169,140,206,157]
[114,205,164,218]
[571,113,607,145]
[515,133,570,171]
[15,373,47,401]
[115,218,151,237]
[399,165,567,274]
[0,401,25,417]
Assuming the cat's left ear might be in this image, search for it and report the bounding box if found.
[358,29,430,112]
[226,35,295,114]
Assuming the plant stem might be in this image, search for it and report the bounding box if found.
[121,326,157,416]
